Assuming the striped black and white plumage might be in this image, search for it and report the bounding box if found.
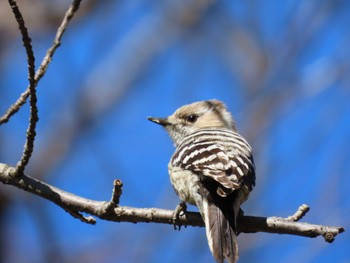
[148,100,255,263]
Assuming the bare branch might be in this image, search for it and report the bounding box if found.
[0,0,82,125]
[238,215,344,243]
[286,204,310,221]
[8,0,38,175]
[63,207,97,225]
[103,179,123,213]
[110,179,123,206]
[0,163,344,243]
[36,0,82,85]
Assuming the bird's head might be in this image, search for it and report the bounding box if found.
[148,100,236,146]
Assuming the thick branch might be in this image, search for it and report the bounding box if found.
[0,163,344,242]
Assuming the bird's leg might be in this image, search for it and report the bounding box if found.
[173,201,187,231]
[235,208,245,235]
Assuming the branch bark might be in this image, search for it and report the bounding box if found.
[0,163,344,243]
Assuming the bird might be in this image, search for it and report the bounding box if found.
[148,99,255,263]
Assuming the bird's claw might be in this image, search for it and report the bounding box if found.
[235,208,245,235]
[173,202,187,231]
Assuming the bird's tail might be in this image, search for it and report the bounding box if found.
[201,198,238,263]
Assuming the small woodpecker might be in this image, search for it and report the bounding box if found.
[148,99,255,263]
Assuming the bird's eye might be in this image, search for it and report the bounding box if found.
[186,114,198,123]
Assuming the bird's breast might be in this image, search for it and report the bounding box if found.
[168,165,201,206]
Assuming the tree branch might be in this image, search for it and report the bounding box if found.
[8,0,38,175]
[0,0,82,125]
[0,163,344,243]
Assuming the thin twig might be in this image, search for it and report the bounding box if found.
[63,207,97,224]
[104,179,123,213]
[111,179,123,205]
[36,0,82,85]
[8,0,38,176]
[286,204,310,221]
[0,163,345,243]
[0,0,82,125]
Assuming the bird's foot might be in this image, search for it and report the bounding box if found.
[238,208,244,217]
[173,202,187,231]
[235,208,245,235]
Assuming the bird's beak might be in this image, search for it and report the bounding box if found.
[147,116,171,126]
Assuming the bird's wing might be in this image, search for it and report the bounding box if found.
[171,139,254,197]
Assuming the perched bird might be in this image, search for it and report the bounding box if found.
[148,100,255,263]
